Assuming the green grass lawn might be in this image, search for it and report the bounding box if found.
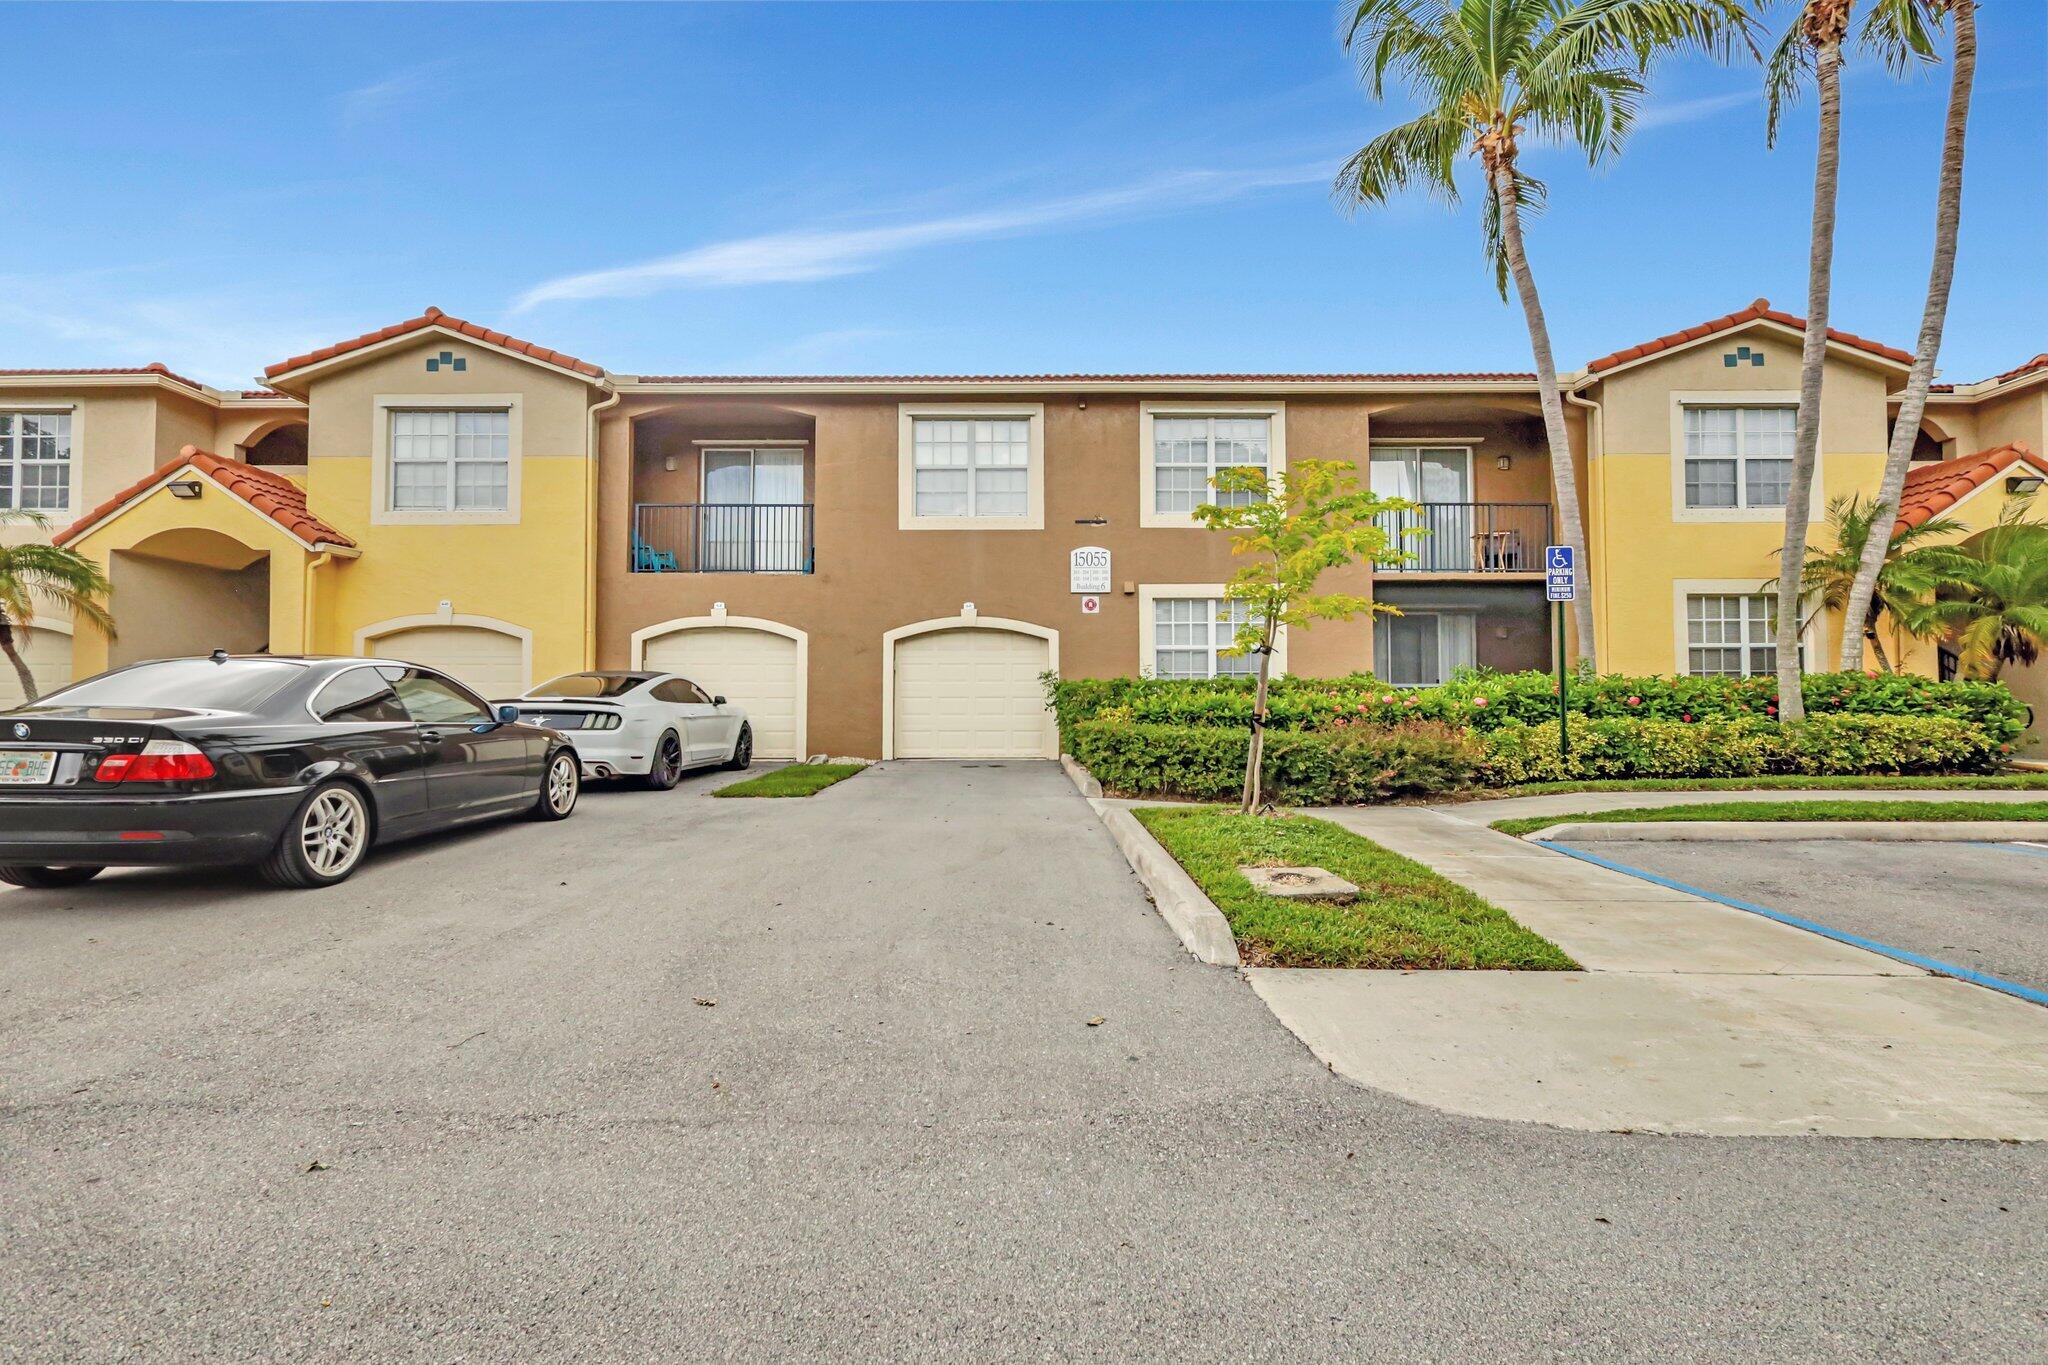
[712,763,866,798]
[1133,806,1577,971]
[1460,773,2048,801]
[1491,798,2048,837]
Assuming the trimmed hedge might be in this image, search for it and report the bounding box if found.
[1070,712,2000,802]
[1049,670,2030,747]
[1071,719,1483,804]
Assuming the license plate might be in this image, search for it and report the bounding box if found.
[0,750,57,785]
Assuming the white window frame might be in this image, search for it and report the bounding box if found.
[1672,580,1815,678]
[897,403,1044,531]
[1140,401,1287,529]
[1137,583,1287,680]
[1373,608,1477,687]
[0,405,78,515]
[371,393,523,526]
[1669,393,1818,523]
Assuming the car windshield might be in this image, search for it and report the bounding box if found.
[529,672,649,699]
[28,658,306,712]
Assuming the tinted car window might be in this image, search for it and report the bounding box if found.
[394,672,493,725]
[530,672,653,699]
[652,680,709,704]
[31,658,305,712]
[312,667,410,724]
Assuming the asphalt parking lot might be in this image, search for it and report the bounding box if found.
[3,763,2044,1361]
[1555,837,2048,995]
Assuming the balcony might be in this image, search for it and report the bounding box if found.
[632,503,814,574]
[1376,502,1553,573]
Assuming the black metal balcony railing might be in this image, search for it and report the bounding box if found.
[633,503,814,574]
[1376,501,1554,573]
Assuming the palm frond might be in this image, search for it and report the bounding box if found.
[1334,109,1470,210]
[1763,9,1815,147]
[1860,0,1941,76]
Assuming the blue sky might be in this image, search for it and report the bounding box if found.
[3,2,2041,389]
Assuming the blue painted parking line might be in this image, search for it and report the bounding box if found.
[1987,841,2048,860]
[1542,841,2048,1009]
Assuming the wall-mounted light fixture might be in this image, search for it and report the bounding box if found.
[168,480,203,500]
[1074,516,1107,525]
[2006,474,2044,495]
[1495,454,1513,471]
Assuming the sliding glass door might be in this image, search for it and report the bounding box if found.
[1370,446,1474,571]
[701,447,805,571]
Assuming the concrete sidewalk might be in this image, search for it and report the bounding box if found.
[1433,786,2048,821]
[1250,805,2048,1139]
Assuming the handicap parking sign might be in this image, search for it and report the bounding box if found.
[1545,544,1576,602]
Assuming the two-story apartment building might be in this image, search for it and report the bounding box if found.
[19,301,2047,758]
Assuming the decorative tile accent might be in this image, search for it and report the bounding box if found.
[1723,346,1764,368]
[425,350,468,373]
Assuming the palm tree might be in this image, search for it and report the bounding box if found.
[1767,493,1956,671]
[1837,0,1975,669]
[0,510,113,704]
[1336,0,1756,672]
[1901,512,2048,681]
[1764,0,1856,722]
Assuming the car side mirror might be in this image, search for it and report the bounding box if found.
[497,704,521,724]
[713,695,727,706]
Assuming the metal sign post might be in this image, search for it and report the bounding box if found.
[1545,545,1576,761]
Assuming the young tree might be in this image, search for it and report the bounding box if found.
[1763,0,1856,721]
[1193,459,1411,814]
[1837,0,1974,669]
[1901,512,2048,681]
[0,510,114,704]
[1767,493,1957,671]
[1336,0,1757,672]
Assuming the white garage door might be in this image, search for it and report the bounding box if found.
[893,628,1053,759]
[641,626,802,759]
[0,627,72,709]
[369,626,525,701]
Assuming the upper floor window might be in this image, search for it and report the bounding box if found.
[1,411,71,512]
[1683,406,1794,509]
[1153,415,1270,514]
[389,409,509,512]
[911,418,1029,518]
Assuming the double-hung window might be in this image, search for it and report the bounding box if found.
[911,418,1030,519]
[1153,597,1255,680]
[1374,610,1476,687]
[0,412,71,512]
[1683,406,1795,509]
[1152,415,1270,514]
[389,409,509,512]
[1685,593,1786,677]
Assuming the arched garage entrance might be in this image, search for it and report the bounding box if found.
[884,612,1057,760]
[357,615,531,701]
[631,615,806,759]
[0,621,72,707]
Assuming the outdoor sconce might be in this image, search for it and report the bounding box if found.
[2006,475,2044,495]
[1495,454,1513,471]
[168,480,203,499]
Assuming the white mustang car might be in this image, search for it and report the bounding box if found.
[503,672,752,789]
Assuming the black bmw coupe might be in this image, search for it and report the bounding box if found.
[0,654,582,890]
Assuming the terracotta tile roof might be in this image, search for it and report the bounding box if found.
[264,306,605,381]
[238,388,294,401]
[1893,443,2048,535]
[1586,298,1914,374]
[630,370,1537,384]
[55,445,356,551]
[0,362,207,391]
[1988,353,2048,385]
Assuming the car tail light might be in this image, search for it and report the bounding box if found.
[95,740,218,784]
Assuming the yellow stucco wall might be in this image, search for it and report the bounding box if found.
[1585,329,1894,676]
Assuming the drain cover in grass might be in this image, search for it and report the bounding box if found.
[1239,865,1359,902]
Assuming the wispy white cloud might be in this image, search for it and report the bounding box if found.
[338,61,455,127]
[1636,89,1758,131]
[0,279,329,390]
[512,163,1330,311]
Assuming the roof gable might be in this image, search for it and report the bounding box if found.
[1585,299,1913,378]
[263,307,607,391]
[55,446,357,553]
[1894,443,2048,536]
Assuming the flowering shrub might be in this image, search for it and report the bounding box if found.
[1068,719,1484,803]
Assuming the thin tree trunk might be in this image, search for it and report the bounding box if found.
[1865,622,1891,673]
[1492,156,1597,670]
[1778,37,1845,722]
[0,619,37,704]
[1838,0,1975,670]
[1240,628,1275,815]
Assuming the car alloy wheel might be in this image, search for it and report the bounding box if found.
[300,788,367,879]
[547,754,579,815]
[656,734,683,783]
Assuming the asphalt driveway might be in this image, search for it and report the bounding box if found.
[3,762,2043,1361]
[1554,836,2048,995]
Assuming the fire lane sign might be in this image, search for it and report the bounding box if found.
[1545,544,1576,602]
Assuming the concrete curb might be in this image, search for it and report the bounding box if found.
[1059,754,1103,799]
[1529,820,2048,844]
[1093,804,1240,967]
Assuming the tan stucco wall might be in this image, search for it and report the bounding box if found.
[1970,387,2046,456]
[108,548,271,667]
